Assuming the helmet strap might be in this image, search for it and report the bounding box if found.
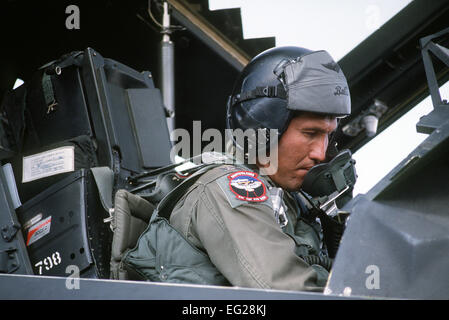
[230,84,286,106]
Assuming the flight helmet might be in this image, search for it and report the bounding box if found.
[226,46,351,158]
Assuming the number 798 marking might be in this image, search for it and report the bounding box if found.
[34,252,62,275]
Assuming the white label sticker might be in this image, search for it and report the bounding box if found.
[22,146,75,183]
[27,216,52,246]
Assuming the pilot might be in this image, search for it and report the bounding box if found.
[123,46,351,292]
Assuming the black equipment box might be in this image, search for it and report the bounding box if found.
[16,169,111,278]
[1,48,172,203]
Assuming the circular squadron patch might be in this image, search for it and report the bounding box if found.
[228,171,268,202]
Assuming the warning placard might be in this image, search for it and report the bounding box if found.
[22,146,75,183]
[26,216,52,246]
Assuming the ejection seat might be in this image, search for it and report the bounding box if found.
[109,189,154,280]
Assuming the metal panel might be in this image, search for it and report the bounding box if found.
[327,116,449,299]
[0,273,360,300]
[327,197,449,299]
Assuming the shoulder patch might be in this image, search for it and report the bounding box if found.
[216,171,272,209]
[228,171,268,202]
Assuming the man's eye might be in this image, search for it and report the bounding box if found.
[302,131,315,137]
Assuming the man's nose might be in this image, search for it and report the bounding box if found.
[309,137,328,163]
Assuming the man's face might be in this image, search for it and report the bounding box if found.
[267,112,337,191]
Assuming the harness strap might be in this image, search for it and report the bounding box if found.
[156,164,222,220]
[41,73,57,112]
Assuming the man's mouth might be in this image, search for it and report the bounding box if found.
[297,167,312,175]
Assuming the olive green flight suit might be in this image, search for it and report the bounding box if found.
[168,164,329,292]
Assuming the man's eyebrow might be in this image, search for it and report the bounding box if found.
[302,126,336,134]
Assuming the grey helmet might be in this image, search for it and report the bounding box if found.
[226,46,351,157]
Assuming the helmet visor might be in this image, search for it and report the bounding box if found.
[279,50,351,117]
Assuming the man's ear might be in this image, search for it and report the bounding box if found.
[325,120,340,162]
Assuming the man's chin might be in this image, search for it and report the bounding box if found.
[283,179,304,192]
[267,173,304,191]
